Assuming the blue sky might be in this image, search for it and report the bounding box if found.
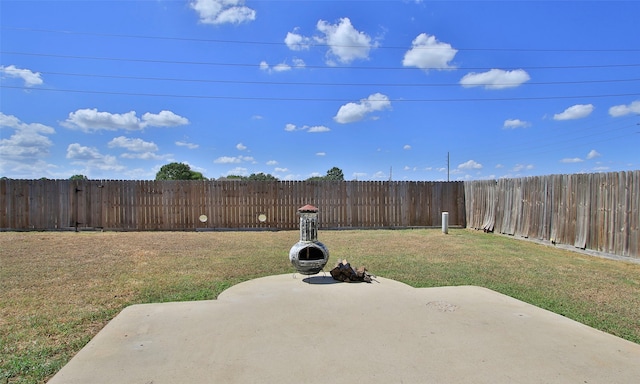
[1,0,639,181]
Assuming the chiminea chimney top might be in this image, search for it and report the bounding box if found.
[298,204,318,213]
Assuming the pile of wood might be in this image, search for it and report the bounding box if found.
[329,259,375,283]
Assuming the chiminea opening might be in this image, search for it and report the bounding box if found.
[289,204,329,275]
[298,245,325,261]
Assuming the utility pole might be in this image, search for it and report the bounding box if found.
[447,152,450,182]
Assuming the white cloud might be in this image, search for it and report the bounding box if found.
[372,171,387,180]
[458,160,483,170]
[512,164,534,172]
[291,58,306,68]
[0,158,57,178]
[316,18,377,64]
[0,113,54,137]
[0,65,43,87]
[273,63,292,72]
[0,113,55,160]
[403,145,412,150]
[107,136,169,161]
[352,172,367,180]
[214,155,254,164]
[0,113,21,128]
[260,58,305,74]
[307,125,330,133]
[402,33,457,71]
[503,119,531,129]
[280,173,299,181]
[120,152,170,161]
[285,123,298,132]
[61,108,189,133]
[285,29,313,51]
[334,93,391,124]
[586,149,601,159]
[608,100,640,117]
[62,109,188,132]
[266,160,278,165]
[108,136,158,152]
[66,143,124,172]
[285,123,330,133]
[225,167,248,176]
[460,69,530,89]
[189,0,256,25]
[176,140,199,149]
[215,156,241,164]
[561,157,584,163]
[286,18,377,65]
[316,152,326,156]
[141,110,189,127]
[236,142,247,151]
[63,109,140,132]
[66,143,105,161]
[275,167,289,172]
[553,104,594,121]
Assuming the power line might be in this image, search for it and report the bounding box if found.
[3,51,640,71]
[3,26,640,52]
[2,85,638,102]
[35,70,640,87]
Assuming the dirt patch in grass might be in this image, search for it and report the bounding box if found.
[1,229,639,383]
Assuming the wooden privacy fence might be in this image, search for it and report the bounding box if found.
[3,173,638,259]
[0,180,465,231]
[465,171,639,259]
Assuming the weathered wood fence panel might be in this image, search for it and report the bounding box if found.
[0,180,465,232]
[4,173,637,259]
[465,171,639,259]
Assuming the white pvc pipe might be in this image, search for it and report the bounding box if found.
[442,212,449,234]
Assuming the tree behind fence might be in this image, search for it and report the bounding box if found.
[0,180,465,231]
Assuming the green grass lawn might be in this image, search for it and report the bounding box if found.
[1,229,639,383]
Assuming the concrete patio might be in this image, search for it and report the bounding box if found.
[48,274,640,383]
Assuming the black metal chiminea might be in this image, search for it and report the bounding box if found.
[288,204,329,275]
